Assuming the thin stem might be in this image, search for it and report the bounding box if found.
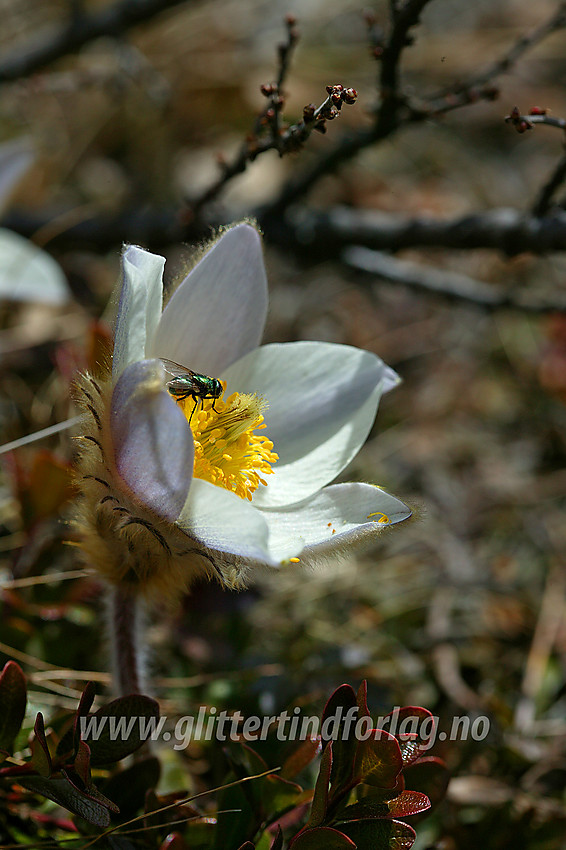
[107,586,145,696]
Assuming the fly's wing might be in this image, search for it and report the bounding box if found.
[159,358,195,380]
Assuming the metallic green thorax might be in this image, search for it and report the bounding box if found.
[167,373,222,400]
[164,365,223,424]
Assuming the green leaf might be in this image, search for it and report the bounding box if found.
[291,826,356,849]
[80,693,160,766]
[213,775,257,850]
[262,774,303,817]
[0,660,27,753]
[271,825,284,850]
[20,774,115,828]
[354,731,403,788]
[339,818,417,850]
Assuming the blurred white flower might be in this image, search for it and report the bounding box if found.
[75,223,410,596]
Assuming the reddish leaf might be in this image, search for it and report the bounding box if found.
[306,741,332,827]
[339,817,417,850]
[57,681,96,759]
[102,756,161,818]
[354,731,403,788]
[0,661,27,753]
[291,826,356,849]
[281,736,321,779]
[73,740,91,787]
[271,825,284,850]
[386,790,431,818]
[20,774,115,827]
[382,707,435,757]
[396,734,424,768]
[321,684,358,797]
[81,693,160,766]
[321,684,358,750]
[30,713,52,777]
[356,681,370,719]
[404,755,450,812]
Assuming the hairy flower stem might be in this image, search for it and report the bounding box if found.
[108,586,145,696]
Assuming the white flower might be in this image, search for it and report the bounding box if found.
[75,223,410,596]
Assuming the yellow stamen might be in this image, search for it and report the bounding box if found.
[173,382,278,501]
[367,511,390,524]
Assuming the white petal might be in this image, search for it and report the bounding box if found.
[0,229,69,304]
[150,223,268,375]
[263,483,411,562]
[177,478,274,563]
[223,341,396,507]
[113,245,164,379]
[110,359,193,522]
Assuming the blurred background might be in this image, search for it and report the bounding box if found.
[0,0,565,847]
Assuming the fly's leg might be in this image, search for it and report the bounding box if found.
[188,395,199,425]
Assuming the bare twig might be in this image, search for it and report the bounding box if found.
[0,0,190,84]
[505,106,566,135]
[428,3,566,107]
[343,245,566,314]
[188,17,357,214]
[533,152,566,217]
[268,4,566,214]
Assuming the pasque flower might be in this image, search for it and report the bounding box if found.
[75,223,410,600]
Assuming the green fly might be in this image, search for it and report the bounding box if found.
[160,358,223,425]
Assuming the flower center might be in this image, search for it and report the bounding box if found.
[173,383,278,501]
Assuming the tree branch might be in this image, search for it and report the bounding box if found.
[343,246,566,314]
[0,0,190,84]
[266,3,566,216]
[260,206,566,259]
[5,204,566,259]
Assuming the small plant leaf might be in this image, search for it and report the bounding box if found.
[281,736,321,779]
[321,684,358,796]
[306,741,332,827]
[257,772,302,814]
[0,660,27,753]
[356,681,370,719]
[102,756,161,818]
[30,713,52,777]
[339,817,417,850]
[338,789,430,821]
[354,731,403,788]
[403,755,450,812]
[80,693,160,766]
[20,774,115,827]
[291,826,356,849]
